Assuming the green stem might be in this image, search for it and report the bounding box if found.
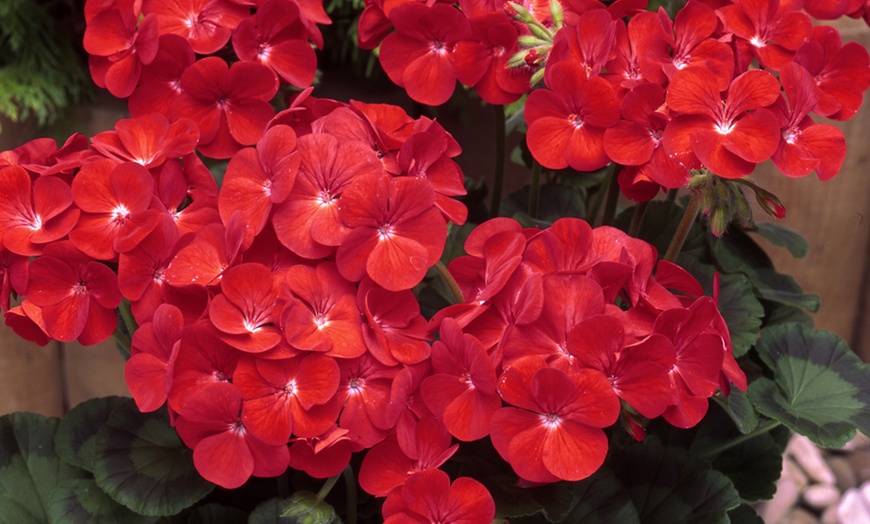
[663,189,702,262]
[600,164,623,226]
[317,472,341,501]
[119,300,138,341]
[528,160,542,219]
[700,420,782,459]
[112,330,131,360]
[627,200,649,238]
[490,104,506,219]
[343,465,357,524]
[666,188,679,202]
[434,260,464,304]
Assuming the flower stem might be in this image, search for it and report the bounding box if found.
[114,300,137,360]
[663,189,702,262]
[601,164,623,226]
[317,472,341,501]
[434,260,464,304]
[627,200,649,238]
[490,104,506,219]
[343,465,357,524]
[528,160,542,219]
[700,420,782,459]
[589,163,615,226]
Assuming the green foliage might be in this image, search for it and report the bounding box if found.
[0,0,88,129]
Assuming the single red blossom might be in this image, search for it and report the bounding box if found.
[4,302,51,347]
[125,303,183,412]
[288,426,353,478]
[90,114,199,169]
[279,261,366,358]
[564,315,676,419]
[649,2,734,90]
[168,320,241,414]
[358,278,431,366]
[271,133,382,259]
[0,166,80,257]
[209,263,282,353]
[336,354,398,449]
[491,356,620,482]
[602,12,665,91]
[164,213,246,287]
[525,60,621,171]
[377,362,434,453]
[129,35,196,118]
[448,222,526,306]
[232,0,317,88]
[219,125,300,248]
[523,217,595,275]
[421,319,501,442]
[153,155,221,236]
[454,13,532,105]
[663,67,781,179]
[84,0,160,97]
[1,133,91,177]
[118,216,181,325]
[378,2,471,105]
[359,416,458,497]
[336,174,447,291]
[382,468,496,524]
[550,8,618,78]
[234,352,342,444]
[172,57,279,159]
[395,129,468,225]
[175,381,290,489]
[793,25,870,121]
[771,62,846,180]
[654,297,726,428]
[24,241,122,345]
[718,0,812,71]
[69,160,160,260]
[143,0,250,54]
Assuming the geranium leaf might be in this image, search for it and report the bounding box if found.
[92,399,214,516]
[751,269,819,312]
[715,273,764,358]
[616,201,705,256]
[710,430,785,502]
[748,323,870,448]
[55,396,128,472]
[762,302,814,329]
[280,491,340,523]
[752,222,808,259]
[0,412,89,523]
[510,469,638,523]
[727,504,765,524]
[609,444,740,524]
[187,503,248,523]
[712,388,759,434]
[249,497,292,524]
[503,183,586,224]
[48,478,157,523]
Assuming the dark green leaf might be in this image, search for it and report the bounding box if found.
[710,432,783,502]
[92,400,213,516]
[712,388,759,434]
[610,444,739,524]
[280,491,339,524]
[762,302,814,329]
[55,396,128,472]
[751,269,819,312]
[48,478,157,523]
[542,468,638,524]
[0,412,89,523]
[709,229,773,274]
[748,324,870,448]
[249,497,292,524]
[752,222,808,259]
[615,201,705,256]
[727,504,765,524]
[715,273,764,358]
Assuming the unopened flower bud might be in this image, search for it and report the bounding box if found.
[755,188,786,218]
[550,0,564,29]
[505,2,534,24]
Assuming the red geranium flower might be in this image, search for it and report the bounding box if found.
[525,60,620,171]
[382,468,496,524]
[209,262,283,353]
[143,0,250,54]
[490,356,620,482]
[378,2,471,105]
[125,303,184,412]
[90,114,199,169]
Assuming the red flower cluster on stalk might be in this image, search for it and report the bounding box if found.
[3,0,870,522]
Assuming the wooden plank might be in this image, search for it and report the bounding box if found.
[0,326,64,416]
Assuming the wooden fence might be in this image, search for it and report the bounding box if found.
[1,20,869,418]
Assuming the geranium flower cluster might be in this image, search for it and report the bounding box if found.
[367,0,870,199]
[2,0,868,522]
